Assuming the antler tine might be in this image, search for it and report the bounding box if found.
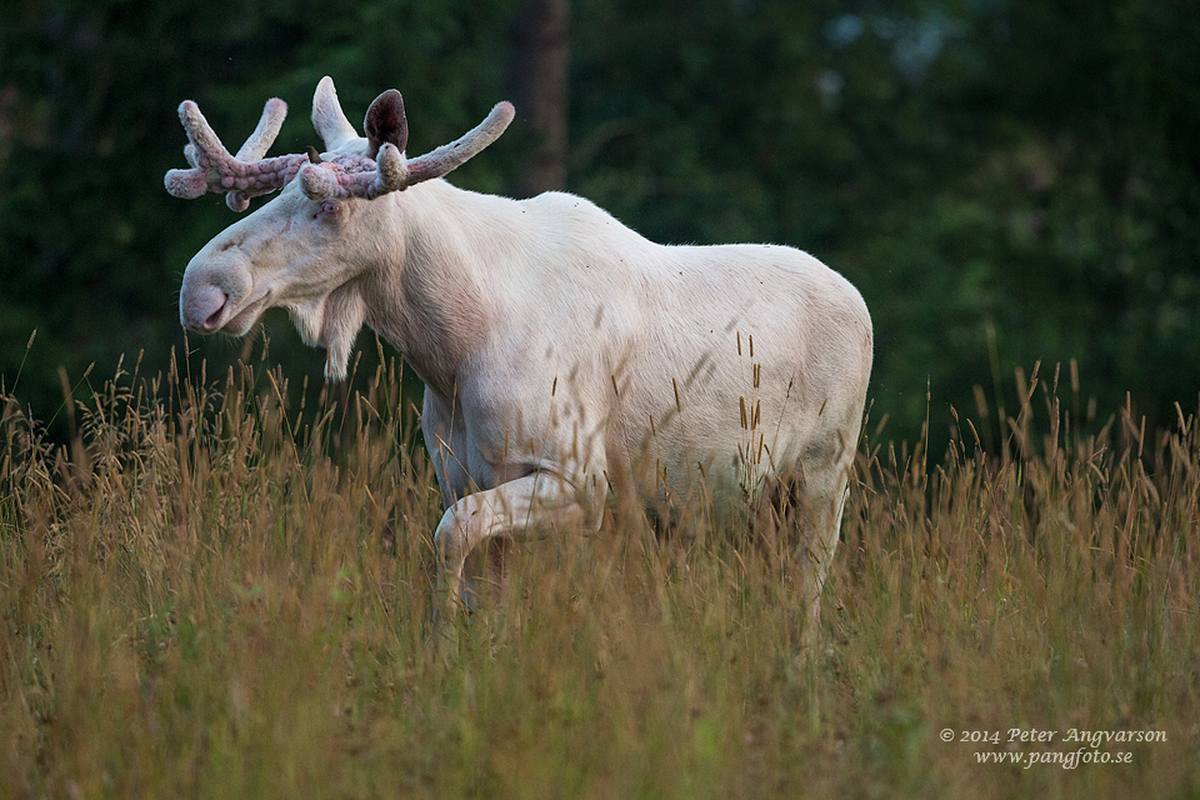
[165,97,307,212]
[235,97,287,160]
[406,101,516,185]
[225,98,292,211]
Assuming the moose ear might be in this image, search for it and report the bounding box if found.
[364,89,408,158]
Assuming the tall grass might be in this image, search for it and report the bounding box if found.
[1,353,1197,799]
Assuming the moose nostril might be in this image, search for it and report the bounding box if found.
[181,280,235,332]
[200,294,229,332]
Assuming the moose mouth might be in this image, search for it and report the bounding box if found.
[221,292,271,334]
[193,291,270,335]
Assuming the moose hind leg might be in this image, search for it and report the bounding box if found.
[785,456,852,665]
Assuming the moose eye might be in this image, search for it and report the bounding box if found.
[316,199,343,219]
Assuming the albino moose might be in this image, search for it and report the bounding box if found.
[166,77,872,649]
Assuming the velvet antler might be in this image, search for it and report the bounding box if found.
[297,99,516,202]
[165,98,308,212]
[166,80,515,209]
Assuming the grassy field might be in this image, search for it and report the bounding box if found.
[2,352,1197,799]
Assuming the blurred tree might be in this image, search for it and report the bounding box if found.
[509,0,571,196]
[1,0,1197,451]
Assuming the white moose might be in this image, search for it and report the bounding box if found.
[166,77,873,649]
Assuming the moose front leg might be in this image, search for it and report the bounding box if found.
[432,467,606,621]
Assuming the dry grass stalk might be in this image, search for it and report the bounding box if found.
[1,355,1196,798]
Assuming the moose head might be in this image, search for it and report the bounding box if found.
[165,76,514,380]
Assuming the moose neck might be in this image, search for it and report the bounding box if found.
[361,179,513,400]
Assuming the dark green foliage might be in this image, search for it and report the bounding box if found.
[2,0,1197,447]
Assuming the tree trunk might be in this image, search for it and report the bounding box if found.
[509,0,570,197]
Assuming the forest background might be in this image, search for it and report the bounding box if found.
[2,0,1198,450]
